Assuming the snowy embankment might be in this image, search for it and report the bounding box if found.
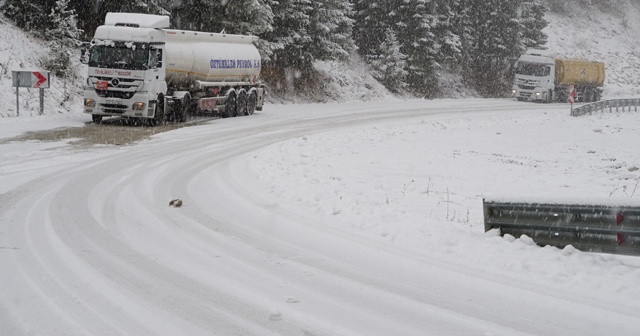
[544,1,640,98]
[0,19,84,118]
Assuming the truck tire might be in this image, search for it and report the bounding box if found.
[178,95,189,122]
[223,92,237,118]
[237,90,248,116]
[556,89,567,103]
[584,90,593,103]
[594,91,602,102]
[247,92,257,116]
[92,114,103,124]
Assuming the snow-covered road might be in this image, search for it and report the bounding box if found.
[1,99,639,335]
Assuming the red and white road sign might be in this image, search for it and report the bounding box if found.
[568,85,575,104]
[12,70,50,89]
[32,71,49,88]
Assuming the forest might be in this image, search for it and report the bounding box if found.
[1,0,549,99]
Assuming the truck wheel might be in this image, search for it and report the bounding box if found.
[247,92,257,115]
[223,93,237,118]
[237,90,248,116]
[584,90,593,103]
[92,114,103,124]
[176,95,190,122]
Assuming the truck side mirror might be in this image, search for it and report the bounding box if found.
[80,50,89,64]
[80,42,90,64]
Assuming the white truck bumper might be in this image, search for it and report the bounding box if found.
[83,90,155,118]
[512,86,547,102]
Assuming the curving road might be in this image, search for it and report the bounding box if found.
[1,99,638,336]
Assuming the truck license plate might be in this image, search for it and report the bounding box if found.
[95,80,108,90]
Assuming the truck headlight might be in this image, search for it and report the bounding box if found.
[84,98,96,107]
[535,92,541,96]
[132,102,146,110]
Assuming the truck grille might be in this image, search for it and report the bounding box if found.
[95,90,136,99]
[91,76,140,99]
[100,103,128,114]
[518,84,535,90]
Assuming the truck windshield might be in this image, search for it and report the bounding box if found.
[515,62,551,77]
[89,43,150,70]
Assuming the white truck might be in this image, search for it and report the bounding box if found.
[83,13,265,126]
[512,49,605,103]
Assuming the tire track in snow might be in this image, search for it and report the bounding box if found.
[3,100,636,335]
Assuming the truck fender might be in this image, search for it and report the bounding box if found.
[224,88,237,98]
[172,91,190,101]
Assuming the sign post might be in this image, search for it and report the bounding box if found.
[568,85,575,114]
[11,70,50,116]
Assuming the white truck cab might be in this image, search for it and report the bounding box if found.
[512,50,557,102]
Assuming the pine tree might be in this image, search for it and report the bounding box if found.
[450,0,474,75]
[352,1,396,60]
[395,0,438,96]
[43,0,83,78]
[97,0,164,16]
[432,0,461,66]
[520,0,548,49]
[172,0,274,58]
[369,28,408,92]
[2,0,56,33]
[306,0,356,62]
[265,0,313,68]
[460,0,524,96]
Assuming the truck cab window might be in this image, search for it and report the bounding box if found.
[155,49,163,68]
[89,42,151,70]
[515,62,550,77]
[149,49,158,68]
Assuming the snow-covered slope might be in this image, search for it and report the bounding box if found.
[544,0,640,98]
[0,15,84,118]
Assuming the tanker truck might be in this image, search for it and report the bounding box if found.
[511,49,605,103]
[82,12,265,126]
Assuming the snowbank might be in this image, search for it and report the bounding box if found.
[0,14,84,118]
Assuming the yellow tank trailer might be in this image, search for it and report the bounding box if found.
[555,59,605,87]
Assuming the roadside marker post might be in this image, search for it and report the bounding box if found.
[568,85,575,114]
[11,70,50,116]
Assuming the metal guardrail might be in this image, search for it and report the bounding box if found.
[483,200,640,256]
[571,98,640,117]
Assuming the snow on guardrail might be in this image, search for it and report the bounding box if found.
[571,98,640,117]
[483,199,640,256]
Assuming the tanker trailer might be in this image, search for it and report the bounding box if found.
[511,49,605,103]
[82,12,265,126]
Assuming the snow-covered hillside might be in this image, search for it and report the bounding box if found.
[0,15,84,118]
[544,0,640,98]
